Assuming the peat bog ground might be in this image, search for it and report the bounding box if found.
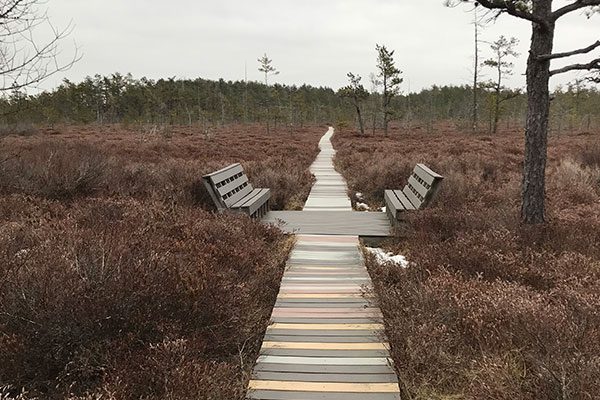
[334,122,600,399]
[0,124,323,399]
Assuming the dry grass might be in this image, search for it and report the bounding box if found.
[334,122,600,399]
[0,123,324,399]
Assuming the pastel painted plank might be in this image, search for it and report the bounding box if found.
[261,342,389,350]
[248,380,400,393]
[268,323,384,331]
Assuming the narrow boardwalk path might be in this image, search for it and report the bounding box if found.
[247,128,400,399]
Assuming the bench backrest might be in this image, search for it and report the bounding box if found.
[403,163,444,209]
[202,163,254,211]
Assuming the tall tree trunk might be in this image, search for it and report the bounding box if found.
[473,6,479,133]
[383,111,388,136]
[522,2,554,224]
[383,76,389,136]
[355,103,365,135]
[493,67,501,134]
[372,111,376,135]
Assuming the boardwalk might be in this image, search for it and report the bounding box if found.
[248,128,400,399]
[262,129,391,237]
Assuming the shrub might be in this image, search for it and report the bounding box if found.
[0,197,291,399]
[0,123,327,399]
[336,124,600,399]
[0,123,38,138]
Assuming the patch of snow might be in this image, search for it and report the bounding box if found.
[380,206,386,213]
[356,202,370,211]
[355,192,365,201]
[365,247,409,268]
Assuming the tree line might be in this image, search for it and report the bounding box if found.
[2,72,599,135]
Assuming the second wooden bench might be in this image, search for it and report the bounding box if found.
[384,163,443,225]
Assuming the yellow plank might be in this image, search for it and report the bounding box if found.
[289,267,365,270]
[268,323,383,330]
[278,293,370,299]
[248,380,399,393]
[262,341,389,350]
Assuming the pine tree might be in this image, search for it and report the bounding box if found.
[375,44,403,135]
[338,73,369,135]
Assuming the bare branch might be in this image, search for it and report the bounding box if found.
[549,58,600,76]
[474,0,549,27]
[538,40,600,61]
[552,0,600,21]
[0,0,79,91]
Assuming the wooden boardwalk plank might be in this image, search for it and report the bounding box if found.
[263,211,391,236]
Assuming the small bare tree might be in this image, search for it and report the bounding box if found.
[257,53,279,134]
[0,0,79,91]
[471,2,484,132]
[338,72,369,135]
[482,35,520,134]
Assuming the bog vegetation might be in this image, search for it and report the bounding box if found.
[333,124,600,399]
[0,124,323,399]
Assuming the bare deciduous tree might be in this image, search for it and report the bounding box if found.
[472,2,483,132]
[0,0,79,91]
[449,0,600,224]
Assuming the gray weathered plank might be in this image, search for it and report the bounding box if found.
[203,162,243,183]
[262,211,390,237]
[407,175,429,199]
[402,185,423,210]
[393,190,416,210]
[216,174,249,197]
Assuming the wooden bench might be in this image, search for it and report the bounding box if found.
[384,163,443,224]
[203,163,270,218]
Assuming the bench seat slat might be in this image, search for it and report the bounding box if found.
[384,190,404,219]
[394,190,416,210]
[237,188,270,216]
[233,188,262,208]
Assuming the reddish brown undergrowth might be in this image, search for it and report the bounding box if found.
[0,123,321,210]
[0,124,323,399]
[334,123,600,399]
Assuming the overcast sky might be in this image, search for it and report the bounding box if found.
[42,0,599,93]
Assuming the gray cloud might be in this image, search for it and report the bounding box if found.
[42,0,599,92]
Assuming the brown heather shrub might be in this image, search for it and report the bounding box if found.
[0,124,324,399]
[0,124,322,210]
[337,123,600,399]
[550,159,600,206]
[579,141,600,168]
[0,123,38,138]
[0,196,292,399]
[0,142,108,200]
